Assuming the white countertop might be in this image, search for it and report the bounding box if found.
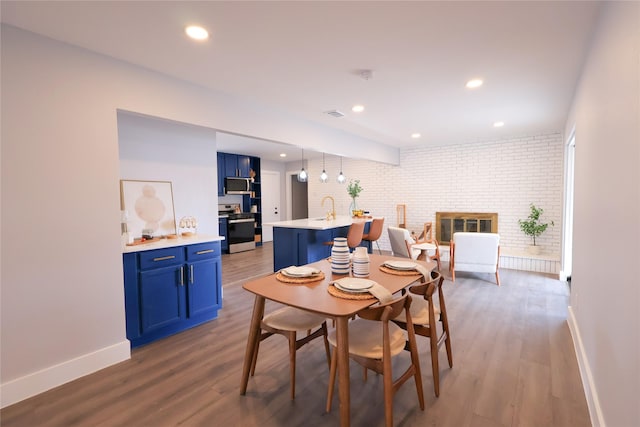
[122,234,224,254]
[264,215,371,230]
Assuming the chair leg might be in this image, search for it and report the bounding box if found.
[287,331,298,400]
[383,350,394,427]
[322,322,331,368]
[326,345,338,413]
[430,329,440,397]
[495,270,501,286]
[375,240,382,255]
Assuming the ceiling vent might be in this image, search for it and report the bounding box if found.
[324,110,345,118]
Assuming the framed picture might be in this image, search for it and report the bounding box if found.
[120,180,176,238]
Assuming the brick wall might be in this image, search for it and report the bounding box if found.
[308,133,564,259]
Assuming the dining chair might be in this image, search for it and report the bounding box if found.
[324,220,366,250]
[361,217,385,254]
[326,294,424,427]
[392,271,452,397]
[251,306,331,400]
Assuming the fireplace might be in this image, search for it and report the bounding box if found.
[436,212,498,243]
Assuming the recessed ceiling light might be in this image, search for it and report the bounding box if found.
[279,153,287,157]
[466,79,483,89]
[185,25,209,40]
[411,133,421,139]
[352,105,365,113]
[493,121,505,127]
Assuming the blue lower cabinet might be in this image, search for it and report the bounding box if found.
[218,218,228,252]
[123,241,222,348]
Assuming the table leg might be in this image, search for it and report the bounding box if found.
[335,316,350,427]
[240,295,265,395]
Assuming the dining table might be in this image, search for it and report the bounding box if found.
[239,254,437,427]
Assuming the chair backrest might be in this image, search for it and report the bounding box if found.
[407,271,443,302]
[357,293,412,323]
[387,226,414,258]
[366,217,385,241]
[452,232,500,266]
[346,221,366,249]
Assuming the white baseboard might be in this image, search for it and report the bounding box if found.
[1,340,130,408]
[567,307,604,427]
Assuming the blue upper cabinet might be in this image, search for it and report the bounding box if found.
[219,152,251,178]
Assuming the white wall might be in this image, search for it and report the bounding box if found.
[0,25,394,407]
[564,3,640,426]
[117,112,219,236]
[306,134,564,255]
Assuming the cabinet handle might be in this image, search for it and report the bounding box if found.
[179,266,184,286]
[190,265,194,284]
[153,255,175,262]
[196,249,214,255]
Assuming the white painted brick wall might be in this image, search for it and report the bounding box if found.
[307,133,564,263]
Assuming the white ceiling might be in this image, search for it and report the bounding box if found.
[1,1,601,161]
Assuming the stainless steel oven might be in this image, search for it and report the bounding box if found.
[219,204,256,253]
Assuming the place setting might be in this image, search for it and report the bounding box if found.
[276,265,325,284]
[379,259,431,280]
[327,277,392,302]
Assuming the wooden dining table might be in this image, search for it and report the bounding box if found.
[240,254,437,427]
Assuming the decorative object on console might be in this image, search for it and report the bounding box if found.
[179,216,198,236]
[518,204,554,254]
[120,180,176,239]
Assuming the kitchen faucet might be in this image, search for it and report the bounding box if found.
[321,196,336,220]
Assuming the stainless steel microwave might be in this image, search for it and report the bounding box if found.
[224,177,251,194]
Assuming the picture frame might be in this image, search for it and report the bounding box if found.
[120,180,176,238]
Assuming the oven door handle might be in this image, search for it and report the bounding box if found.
[229,218,254,224]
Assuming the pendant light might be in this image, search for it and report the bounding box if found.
[337,156,346,184]
[297,148,308,182]
[319,153,328,183]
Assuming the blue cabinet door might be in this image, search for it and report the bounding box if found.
[187,257,222,318]
[237,155,251,177]
[139,265,185,333]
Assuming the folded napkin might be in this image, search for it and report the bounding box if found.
[367,283,393,303]
[330,279,393,304]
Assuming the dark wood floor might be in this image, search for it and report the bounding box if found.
[1,243,590,426]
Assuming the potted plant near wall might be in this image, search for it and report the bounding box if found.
[519,204,554,254]
[347,179,363,216]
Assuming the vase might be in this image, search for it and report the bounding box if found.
[331,237,351,275]
[352,246,370,277]
[349,198,358,216]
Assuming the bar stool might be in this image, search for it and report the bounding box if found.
[362,217,385,254]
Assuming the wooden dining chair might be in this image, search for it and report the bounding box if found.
[326,294,424,427]
[361,217,385,254]
[392,271,452,397]
[251,306,331,400]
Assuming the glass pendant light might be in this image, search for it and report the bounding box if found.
[320,153,328,183]
[297,148,308,182]
[337,156,346,184]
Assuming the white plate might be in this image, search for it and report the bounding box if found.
[335,282,370,293]
[383,260,418,270]
[333,277,375,291]
[281,266,320,277]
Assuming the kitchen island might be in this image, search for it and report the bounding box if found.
[264,216,370,271]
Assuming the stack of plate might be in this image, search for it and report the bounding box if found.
[331,237,350,275]
[333,278,375,293]
[280,266,321,278]
[383,260,418,271]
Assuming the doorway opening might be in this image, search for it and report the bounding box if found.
[286,171,308,220]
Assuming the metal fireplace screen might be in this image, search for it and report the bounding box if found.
[436,212,498,243]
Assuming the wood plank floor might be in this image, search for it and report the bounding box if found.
[1,243,591,426]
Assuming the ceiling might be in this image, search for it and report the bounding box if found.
[1,1,601,161]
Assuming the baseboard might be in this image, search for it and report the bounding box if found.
[0,340,130,408]
[567,306,604,427]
